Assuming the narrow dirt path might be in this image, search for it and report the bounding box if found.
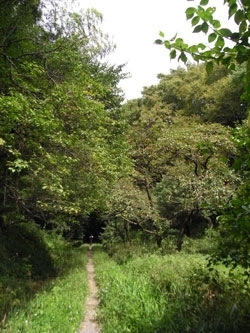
[79,248,101,333]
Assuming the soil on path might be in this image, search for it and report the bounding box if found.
[79,248,101,333]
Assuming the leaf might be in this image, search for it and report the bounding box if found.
[198,43,206,50]
[219,28,232,38]
[175,38,187,50]
[239,20,247,35]
[164,40,171,49]
[155,39,163,45]
[175,38,184,45]
[201,22,209,34]
[193,24,203,33]
[230,32,240,42]
[185,7,196,20]
[200,0,209,5]
[191,16,200,26]
[178,52,188,63]
[234,10,245,24]
[159,31,165,38]
[229,3,237,19]
[170,49,177,59]
[208,32,217,42]
[188,45,199,53]
[205,61,213,74]
[215,36,225,48]
[212,20,221,29]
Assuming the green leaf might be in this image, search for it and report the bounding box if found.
[219,28,232,38]
[185,7,196,20]
[170,49,177,59]
[229,3,237,19]
[159,31,165,38]
[212,20,221,29]
[205,61,214,74]
[230,32,240,42]
[193,24,203,33]
[164,40,171,49]
[204,7,215,22]
[155,39,163,45]
[200,0,209,5]
[201,22,209,34]
[239,20,247,35]
[175,38,187,50]
[234,10,245,24]
[208,32,217,42]
[175,38,184,45]
[188,45,199,53]
[215,36,225,48]
[198,43,206,50]
[191,16,200,26]
[178,52,188,63]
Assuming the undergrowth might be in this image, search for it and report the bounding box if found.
[0,222,89,332]
[93,244,250,333]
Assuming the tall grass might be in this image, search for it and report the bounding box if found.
[93,245,250,333]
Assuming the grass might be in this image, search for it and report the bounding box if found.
[0,240,88,333]
[93,244,250,333]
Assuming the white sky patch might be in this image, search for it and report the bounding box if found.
[74,0,236,100]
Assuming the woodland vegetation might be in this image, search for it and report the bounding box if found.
[0,0,249,331]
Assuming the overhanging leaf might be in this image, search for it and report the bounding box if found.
[234,9,245,24]
[208,32,217,42]
[219,28,233,38]
[170,49,177,59]
[205,61,214,74]
[191,16,200,26]
[178,52,188,63]
[185,7,196,20]
[200,0,209,5]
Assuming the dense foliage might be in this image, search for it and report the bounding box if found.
[0,0,128,234]
[155,0,250,273]
[94,245,250,333]
[102,63,242,252]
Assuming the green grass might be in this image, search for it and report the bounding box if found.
[93,245,250,333]
[1,244,89,333]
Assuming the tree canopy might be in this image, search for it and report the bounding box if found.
[0,0,129,234]
[155,0,250,272]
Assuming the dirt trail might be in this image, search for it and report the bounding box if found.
[79,248,101,333]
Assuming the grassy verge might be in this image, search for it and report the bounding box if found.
[93,245,250,333]
[1,244,89,333]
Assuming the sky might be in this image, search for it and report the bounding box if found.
[74,0,234,101]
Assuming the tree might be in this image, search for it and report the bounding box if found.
[156,0,250,271]
[154,64,247,126]
[0,1,129,236]
[121,83,239,250]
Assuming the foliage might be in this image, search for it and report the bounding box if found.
[210,123,250,273]
[156,0,250,273]
[156,0,250,73]
[151,64,247,126]
[0,0,128,234]
[120,91,239,249]
[101,178,165,248]
[94,247,250,333]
